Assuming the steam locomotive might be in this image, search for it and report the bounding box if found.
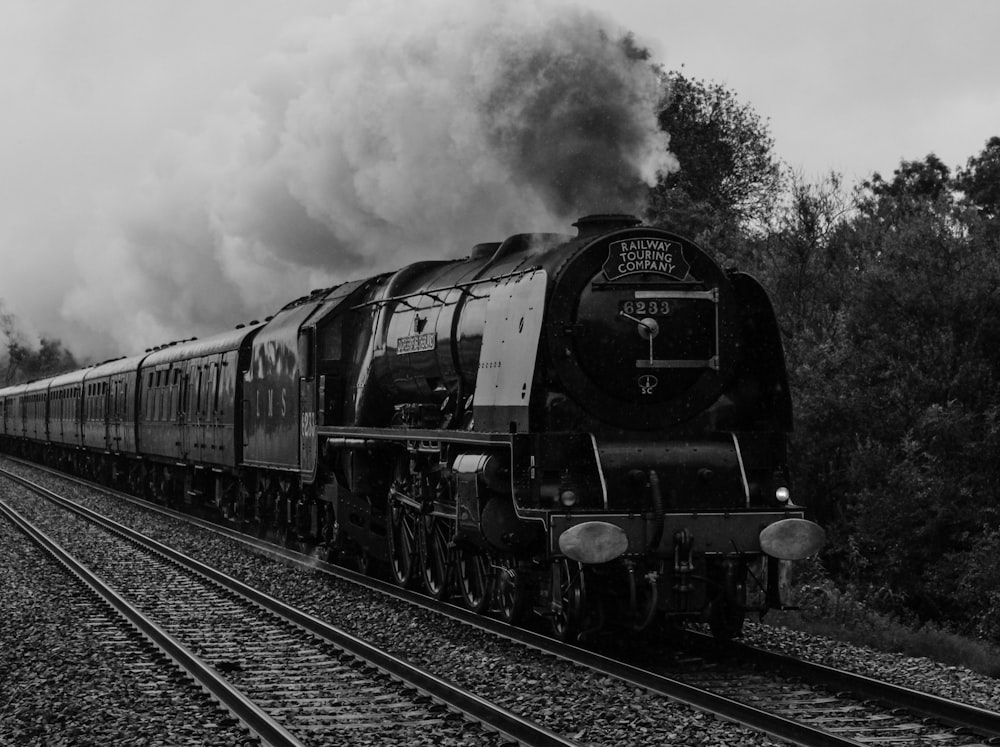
[0,214,824,640]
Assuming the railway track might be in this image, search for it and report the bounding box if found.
[671,635,1000,745]
[0,468,575,747]
[5,459,1000,746]
[0,507,251,745]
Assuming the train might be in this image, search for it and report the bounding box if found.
[0,213,824,640]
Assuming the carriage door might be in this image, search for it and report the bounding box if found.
[178,369,190,459]
[107,381,116,452]
[203,362,218,461]
[109,379,122,453]
[187,366,202,462]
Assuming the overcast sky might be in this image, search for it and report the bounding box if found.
[1,0,998,361]
[598,0,1000,183]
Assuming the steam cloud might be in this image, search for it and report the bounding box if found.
[62,0,677,356]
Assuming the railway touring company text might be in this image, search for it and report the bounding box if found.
[603,238,690,281]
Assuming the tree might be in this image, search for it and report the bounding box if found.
[862,153,952,208]
[956,136,1000,218]
[1,303,20,385]
[0,302,78,384]
[646,70,784,242]
[743,172,861,527]
[794,148,1000,633]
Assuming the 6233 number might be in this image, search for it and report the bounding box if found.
[619,299,672,317]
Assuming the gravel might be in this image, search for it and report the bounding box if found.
[740,620,1000,713]
[0,498,253,747]
[4,459,1000,745]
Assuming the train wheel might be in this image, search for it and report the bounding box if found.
[387,496,418,588]
[495,557,527,625]
[144,465,159,501]
[456,549,490,613]
[418,515,451,601]
[127,464,143,498]
[550,559,585,642]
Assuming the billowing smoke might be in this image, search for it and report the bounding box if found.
[62,0,676,355]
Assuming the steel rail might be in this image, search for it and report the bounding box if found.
[179,517,869,746]
[0,497,307,747]
[7,462,861,747]
[0,468,580,747]
[714,636,1000,743]
[18,459,1000,746]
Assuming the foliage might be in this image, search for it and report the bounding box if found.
[0,303,78,385]
[956,135,1000,218]
[646,70,784,244]
[757,138,1000,641]
[774,567,1000,677]
[861,153,953,211]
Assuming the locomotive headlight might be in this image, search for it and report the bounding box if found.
[775,487,791,504]
[559,489,579,507]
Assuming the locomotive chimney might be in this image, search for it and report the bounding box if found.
[572,214,642,238]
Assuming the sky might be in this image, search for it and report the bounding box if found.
[1,0,998,363]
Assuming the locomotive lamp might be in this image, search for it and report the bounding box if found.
[557,469,581,508]
[775,487,791,504]
[559,488,579,507]
[557,521,629,564]
[760,518,826,560]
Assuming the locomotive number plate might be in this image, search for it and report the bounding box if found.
[619,299,671,317]
[396,332,436,354]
